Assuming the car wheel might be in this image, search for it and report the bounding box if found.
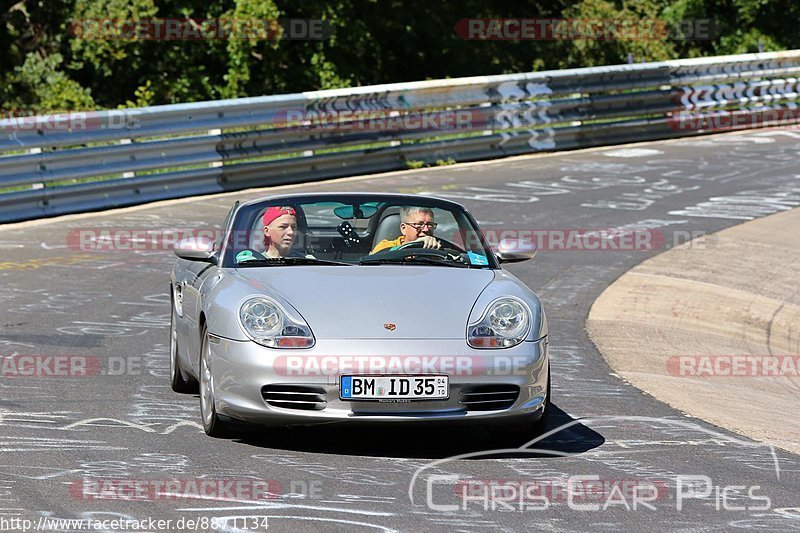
[170,309,197,393]
[199,325,229,438]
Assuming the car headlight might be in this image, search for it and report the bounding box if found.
[239,297,314,348]
[467,297,530,348]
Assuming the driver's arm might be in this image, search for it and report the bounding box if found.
[369,236,404,254]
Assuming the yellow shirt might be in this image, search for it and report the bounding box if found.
[370,236,404,254]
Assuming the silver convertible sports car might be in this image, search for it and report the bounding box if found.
[170,193,549,437]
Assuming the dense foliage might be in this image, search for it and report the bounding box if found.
[1,0,797,111]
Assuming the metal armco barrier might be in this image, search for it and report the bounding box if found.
[2,50,800,223]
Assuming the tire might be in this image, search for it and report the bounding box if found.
[199,325,230,438]
[170,309,197,393]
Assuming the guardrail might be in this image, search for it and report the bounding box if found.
[2,50,800,223]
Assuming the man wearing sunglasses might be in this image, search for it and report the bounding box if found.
[370,206,442,254]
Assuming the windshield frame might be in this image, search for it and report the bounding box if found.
[219,193,499,269]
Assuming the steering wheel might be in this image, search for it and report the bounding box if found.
[392,238,470,265]
[395,237,466,253]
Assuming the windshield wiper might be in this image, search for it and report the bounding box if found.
[359,256,476,268]
[235,256,352,267]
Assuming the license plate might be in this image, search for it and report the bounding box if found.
[340,375,449,400]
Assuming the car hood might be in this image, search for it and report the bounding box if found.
[231,265,495,339]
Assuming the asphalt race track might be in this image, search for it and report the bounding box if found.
[1,129,799,532]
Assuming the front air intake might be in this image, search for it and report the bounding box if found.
[459,385,520,411]
[261,384,327,410]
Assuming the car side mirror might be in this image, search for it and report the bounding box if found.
[495,238,536,264]
[174,237,218,264]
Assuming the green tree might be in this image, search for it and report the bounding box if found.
[1,0,798,112]
[14,52,95,110]
[2,1,94,111]
[218,0,280,99]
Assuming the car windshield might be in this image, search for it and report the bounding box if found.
[220,194,497,269]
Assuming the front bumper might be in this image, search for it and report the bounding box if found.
[208,335,548,427]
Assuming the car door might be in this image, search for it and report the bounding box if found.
[182,201,238,374]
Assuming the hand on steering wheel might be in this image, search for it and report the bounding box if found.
[396,236,440,250]
[396,236,466,253]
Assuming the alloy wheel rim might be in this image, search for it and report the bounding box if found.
[169,314,177,380]
[200,337,213,427]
